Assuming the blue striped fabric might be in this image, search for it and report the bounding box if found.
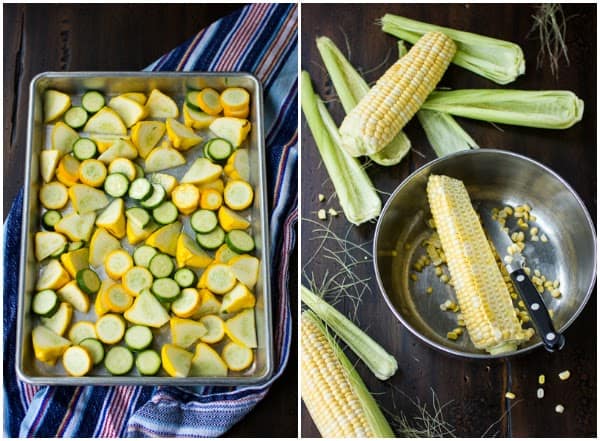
[3,3,297,437]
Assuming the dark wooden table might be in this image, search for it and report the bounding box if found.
[301,4,596,437]
[3,4,297,437]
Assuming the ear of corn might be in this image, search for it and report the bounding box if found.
[301,310,395,438]
[380,13,525,85]
[422,89,584,129]
[315,36,411,166]
[426,174,534,354]
[339,31,456,157]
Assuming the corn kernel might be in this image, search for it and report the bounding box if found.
[538,374,545,385]
[551,289,561,299]
[534,269,541,277]
[537,388,544,399]
[530,227,539,235]
[541,234,548,242]
[555,404,565,414]
[558,370,570,381]
[505,392,516,400]
[317,209,327,220]
[440,274,449,283]
[318,193,325,202]
[410,273,418,282]
[452,327,463,335]
[446,331,458,340]
[435,267,443,276]
[328,208,339,217]
[426,287,433,294]
[504,255,513,264]
[529,215,537,221]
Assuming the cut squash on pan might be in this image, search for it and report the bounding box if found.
[108,95,148,128]
[44,90,71,123]
[131,120,165,158]
[146,89,179,119]
[84,107,127,135]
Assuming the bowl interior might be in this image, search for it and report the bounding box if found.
[374,149,596,359]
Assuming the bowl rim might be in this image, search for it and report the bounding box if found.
[373,148,597,359]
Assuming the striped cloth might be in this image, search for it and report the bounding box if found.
[3,3,297,437]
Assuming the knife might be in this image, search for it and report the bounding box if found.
[480,209,565,352]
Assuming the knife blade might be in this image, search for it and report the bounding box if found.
[480,208,565,352]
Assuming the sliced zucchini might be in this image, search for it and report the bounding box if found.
[136,349,161,376]
[51,122,79,156]
[175,233,213,269]
[144,146,186,173]
[170,316,207,349]
[68,183,110,214]
[128,177,152,200]
[72,138,98,160]
[223,180,254,211]
[35,231,68,262]
[81,91,105,114]
[79,159,107,188]
[76,268,101,295]
[62,345,93,376]
[44,89,71,123]
[57,280,90,313]
[104,346,134,375]
[203,138,233,163]
[108,158,136,181]
[225,229,255,254]
[124,289,170,328]
[151,277,181,303]
[133,245,158,268]
[40,302,73,336]
[126,207,151,231]
[40,149,61,183]
[190,209,218,234]
[95,313,126,344]
[173,268,197,288]
[104,173,130,198]
[145,221,182,256]
[32,289,60,317]
[196,226,225,251]
[185,91,204,112]
[152,201,179,225]
[148,253,175,278]
[203,264,236,294]
[145,89,179,119]
[68,241,85,252]
[180,158,222,185]
[80,338,105,365]
[140,183,166,209]
[39,181,69,210]
[64,106,88,130]
[108,95,147,128]
[122,266,153,297]
[42,210,62,231]
[190,342,228,376]
[150,173,178,196]
[131,120,166,158]
[83,107,127,135]
[124,325,153,351]
[96,198,126,239]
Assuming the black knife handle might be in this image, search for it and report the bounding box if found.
[510,268,565,352]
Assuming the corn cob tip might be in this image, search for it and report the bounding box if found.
[339,31,456,157]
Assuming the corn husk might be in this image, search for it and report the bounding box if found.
[422,89,584,129]
[381,13,525,85]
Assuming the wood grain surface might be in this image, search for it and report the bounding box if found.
[3,4,297,437]
[300,3,596,437]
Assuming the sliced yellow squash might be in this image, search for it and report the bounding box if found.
[83,107,127,135]
[108,95,148,127]
[40,302,73,336]
[96,198,126,239]
[89,227,121,267]
[97,139,138,164]
[144,145,186,173]
[131,120,166,158]
[57,280,90,313]
[145,89,179,119]
[60,247,89,278]
[176,232,213,269]
[32,325,71,364]
[192,289,222,318]
[44,90,71,123]
[170,317,207,349]
[221,341,253,371]
[220,283,256,315]
[124,289,170,328]
[35,231,68,261]
[180,158,222,185]
[145,221,182,256]
[127,218,159,245]
[40,150,61,183]
[68,184,110,214]
[161,343,193,377]
[183,104,217,130]
[36,259,71,291]
[209,117,251,147]
[54,212,96,242]
[51,122,79,157]
[166,118,203,151]
[190,342,228,376]
[217,206,250,232]
[224,308,257,348]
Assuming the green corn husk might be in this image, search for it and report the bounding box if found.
[381,13,525,85]
[301,285,398,380]
[301,70,381,225]
[418,110,479,156]
[315,36,411,166]
[422,89,584,129]
[396,40,480,156]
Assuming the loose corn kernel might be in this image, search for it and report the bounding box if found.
[541,234,548,242]
[537,388,544,399]
[426,287,433,294]
[446,331,458,340]
[410,273,418,282]
[317,209,327,220]
[318,193,325,202]
[453,327,463,335]
[530,227,539,236]
[558,370,571,381]
[536,285,545,294]
[435,267,443,276]
[553,280,560,288]
[524,267,531,276]
[555,404,565,414]
[548,309,554,318]
[538,374,545,385]
[534,269,541,277]
[550,289,562,299]
[529,215,537,221]
[328,208,339,217]
[504,255,513,264]
[531,235,539,242]
[457,319,466,326]
[440,274,449,283]
[505,392,516,400]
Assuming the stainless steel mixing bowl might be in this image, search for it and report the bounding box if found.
[373,149,596,359]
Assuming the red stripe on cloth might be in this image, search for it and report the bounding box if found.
[213,4,271,71]
[176,28,207,71]
[254,6,297,83]
[99,386,136,437]
[56,387,83,436]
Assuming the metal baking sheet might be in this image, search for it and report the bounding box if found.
[17,72,274,385]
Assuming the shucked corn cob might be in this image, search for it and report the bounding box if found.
[301,311,394,438]
[339,31,456,157]
[426,175,534,354]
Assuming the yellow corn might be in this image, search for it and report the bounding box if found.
[301,311,394,438]
[339,31,456,157]
[426,175,535,354]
